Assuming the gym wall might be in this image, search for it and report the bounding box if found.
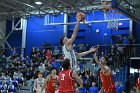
[6,11,130,56]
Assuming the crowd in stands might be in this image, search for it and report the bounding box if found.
[0,39,138,93]
[0,45,63,92]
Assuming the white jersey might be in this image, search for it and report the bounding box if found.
[35,78,45,93]
[62,45,77,69]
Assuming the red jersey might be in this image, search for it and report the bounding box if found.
[100,70,116,93]
[45,75,57,93]
[45,51,52,62]
[58,70,75,93]
[136,77,140,89]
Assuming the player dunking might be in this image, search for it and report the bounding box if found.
[60,12,98,70]
[58,58,83,93]
[41,68,58,93]
[94,54,116,93]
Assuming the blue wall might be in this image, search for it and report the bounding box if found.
[6,11,130,56]
[25,15,64,55]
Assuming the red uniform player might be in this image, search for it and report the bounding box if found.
[58,58,83,93]
[100,70,116,93]
[94,54,116,93]
[42,68,58,93]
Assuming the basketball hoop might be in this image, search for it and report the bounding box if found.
[104,8,120,30]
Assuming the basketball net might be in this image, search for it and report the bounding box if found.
[102,1,120,30]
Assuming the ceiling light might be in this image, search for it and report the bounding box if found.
[119,22,122,26]
[35,1,42,5]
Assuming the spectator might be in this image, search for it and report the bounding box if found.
[79,69,85,78]
[89,82,99,93]
[32,54,38,64]
[42,49,46,61]
[79,75,86,85]
[30,47,36,59]
[16,71,23,78]
[1,55,6,71]
[25,56,31,66]
[20,54,25,63]
[36,48,41,58]
[53,47,60,59]
[20,65,27,78]
[12,77,18,88]
[78,44,86,52]
[5,75,11,81]
[38,63,45,74]
[45,49,52,62]
[85,75,91,91]
[43,68,50,78]
[0,84,4,92]
[115,81,123,93]
[1,85,8,93]
[0,46,5,56]
[122,36,129,44]
[7,81,15,93]
[79,87,86,93]
[77,61,83,71]
[86,68,90,76]
[109,45,116,56]
[26,67,34,80]
[1,73,6,80]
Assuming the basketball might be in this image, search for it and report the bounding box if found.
[76,12,85,22]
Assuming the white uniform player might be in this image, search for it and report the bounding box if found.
[34,72,45,93]
[63,45,77,70]
[60,13,98,70]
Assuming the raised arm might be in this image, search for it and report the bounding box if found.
[67,13,83,46]
[77,46,98,58]
[93,54,107,72]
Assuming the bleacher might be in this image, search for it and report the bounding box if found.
[0,44,139,93]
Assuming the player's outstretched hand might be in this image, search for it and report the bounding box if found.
[89,45,99,53]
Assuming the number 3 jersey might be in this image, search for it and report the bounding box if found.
[58,69,75,93]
